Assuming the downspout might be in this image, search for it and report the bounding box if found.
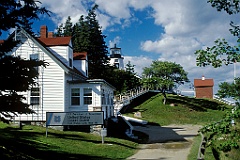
[41,52,44,121]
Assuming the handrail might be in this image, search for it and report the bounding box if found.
[197,132,206,160]
[114,86,149,116]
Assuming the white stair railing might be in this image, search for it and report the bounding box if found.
[114,86,149,116]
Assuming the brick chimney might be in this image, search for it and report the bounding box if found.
[40,25,48,38]
[48,32,53,38]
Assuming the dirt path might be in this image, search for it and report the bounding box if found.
[127,124,202,160]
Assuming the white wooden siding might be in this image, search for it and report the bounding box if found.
[47,46,69,67]
[73,59,87,76]
[13,33,66,121]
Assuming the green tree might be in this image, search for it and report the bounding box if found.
[125,61,141,91]
[217,77,240,105]
[142,61,189,104]
[55,23,64,37]
[83,4,109,79]
[63,16,73,37]
[195,0,240,67]
[0,0,48,122]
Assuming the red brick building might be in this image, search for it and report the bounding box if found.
[194,76,214,99]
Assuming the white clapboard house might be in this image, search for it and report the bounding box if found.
[5,26,115,122]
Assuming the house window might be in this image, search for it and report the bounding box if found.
[30,54,39,72]
[101,89,106,105]
[71,88,80,105]
[30,88,40,105]
[114,63,119,68]
[84,88,92,105]
[69,58,72,67]
[110,93,113,105]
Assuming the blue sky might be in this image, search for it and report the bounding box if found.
[1,0,240,96]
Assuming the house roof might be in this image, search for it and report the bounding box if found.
[0,40,4,44]
[194,79,214,87]
[18,28,87,81]
[38,37,71,46]
[73,52,87,60]
[68,79,116,90]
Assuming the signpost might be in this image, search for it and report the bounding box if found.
[46,111,104,137]
[101,128,107,144]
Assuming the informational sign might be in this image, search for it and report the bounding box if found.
[46,111,104,126]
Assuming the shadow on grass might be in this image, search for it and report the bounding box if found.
[0,126,131,160]
[122,92,225,115]
[167,95,225,111]
[121,91,160,114]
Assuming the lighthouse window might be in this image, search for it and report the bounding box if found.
[114,59,118,62]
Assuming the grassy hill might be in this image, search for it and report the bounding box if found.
[122,92,230,126]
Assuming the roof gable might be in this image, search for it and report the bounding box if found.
[194,79,214,87]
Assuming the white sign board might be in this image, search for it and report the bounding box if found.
[46,111,104,126]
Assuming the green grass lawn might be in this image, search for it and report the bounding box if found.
[122,93,230,126]
[0,122,138,159]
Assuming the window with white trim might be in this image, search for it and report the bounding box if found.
[84,88,92,105]
[71,88,80,105]
[69,58,72,67]
[30,88,40,105]
[101,89,106,105]
[30,53,39,73]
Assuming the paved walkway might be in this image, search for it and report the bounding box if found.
[127,124,202,160]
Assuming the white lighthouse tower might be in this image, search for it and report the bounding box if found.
[109,44,124,69]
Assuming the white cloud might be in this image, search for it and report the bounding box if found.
[95,0,131,19]
[40,0,88,25]
[124,56,153,76]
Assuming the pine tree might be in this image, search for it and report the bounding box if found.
[63,16,73,37]
[0,0,48,122]
[72,15,90,53]
[55,23,64,37]
[125,61,141,91]
[81,4,109,78]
